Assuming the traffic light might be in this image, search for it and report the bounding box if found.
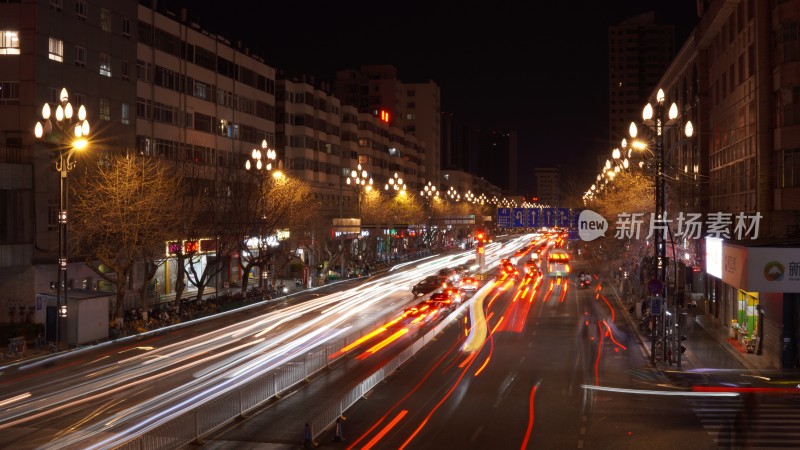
[477,243,485,254]
[477,232,485,241]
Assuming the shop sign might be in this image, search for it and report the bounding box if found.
[705,237,723,278]
[721,244,747,289]
[747,248,800,293]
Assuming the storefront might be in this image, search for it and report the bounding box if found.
[704,239,800,368]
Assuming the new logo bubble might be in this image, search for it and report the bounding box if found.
[578,210,608,241]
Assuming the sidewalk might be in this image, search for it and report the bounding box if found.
[605,279,777,374]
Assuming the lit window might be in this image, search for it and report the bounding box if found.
[100,9,111,32]
[99,52,111,77]
[0,31,20,55]
[99,98,110,121]
[121,103,130,125]
[75,1,87,20]
[48,37,63,62]
[74,45,86,67]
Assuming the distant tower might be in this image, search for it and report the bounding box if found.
[474,129,518,194]
[533,167,560,207]
[608,12,675,150]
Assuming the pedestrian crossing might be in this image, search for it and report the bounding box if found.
[689,394,800,448]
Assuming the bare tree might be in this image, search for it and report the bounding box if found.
[71,154,183,319]
[173,162,244,304]
[232,173,316,293]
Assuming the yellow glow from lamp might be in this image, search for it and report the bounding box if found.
[72,138,88,150]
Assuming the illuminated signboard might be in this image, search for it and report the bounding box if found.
[184,240,199,253]
[165,237,217,256]
[705,237,722,279]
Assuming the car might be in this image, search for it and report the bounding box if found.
[425,292,457,311]
[437,267,460,282]
[499,260,519,279]
[412,275,447,297]
[442,285,466,303]
[524,261,541,276]
[460,276,479,292]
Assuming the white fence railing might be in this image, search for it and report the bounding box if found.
[98,304,462,450]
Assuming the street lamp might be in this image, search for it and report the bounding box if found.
[383,173,406,261]
[446,186,460,202]
[346,163,373,215]
[629,88,693,366]
[340,164,372,278]
[245,139,276,173]
[33,87,91,349]
[384,172,406,193]
[245,139,277,288]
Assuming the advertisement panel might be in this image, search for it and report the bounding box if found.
[705,237,723,279]
[721,244,747,289]
[746,247,800,293]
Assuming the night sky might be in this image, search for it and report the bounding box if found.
[160,0,699,194]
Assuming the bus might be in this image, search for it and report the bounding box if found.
[546,249,570,278]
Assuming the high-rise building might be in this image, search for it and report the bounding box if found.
[474,129,518,194]
[533,167,560,207]
[333,65,440,189]
[608,12,675,150]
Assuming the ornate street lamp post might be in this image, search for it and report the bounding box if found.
[384,173,406,262]
[33,87,91,349]
[629,88,693,366]
[245,139,276,289]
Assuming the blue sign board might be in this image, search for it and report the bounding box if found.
[496,207,570,229]
[512,208,527,227]
[528,208,540,228]
[497,208,512,228]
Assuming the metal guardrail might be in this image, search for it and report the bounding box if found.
[94,302,459,450]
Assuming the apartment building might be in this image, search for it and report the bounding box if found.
[333,65,440,188]
[0,0,138,323]
[0,0,432,324]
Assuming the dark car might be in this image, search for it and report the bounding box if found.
[425,292,457,311]
[437,267,460,282]
[412,276,446,297]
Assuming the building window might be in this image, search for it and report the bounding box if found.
[49,0,62,11]
[99,52,111,77]
[75,1,87,20]
[136,60,152,82]
[48,37,63,62]
[0,31,20,55]
[121,102,130,125]
[99,98,110,121]
[100,9,111,32]
[74,45,86,67]
[122,18,131,38]
[0,82,20,105]
[121,60,129,80]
